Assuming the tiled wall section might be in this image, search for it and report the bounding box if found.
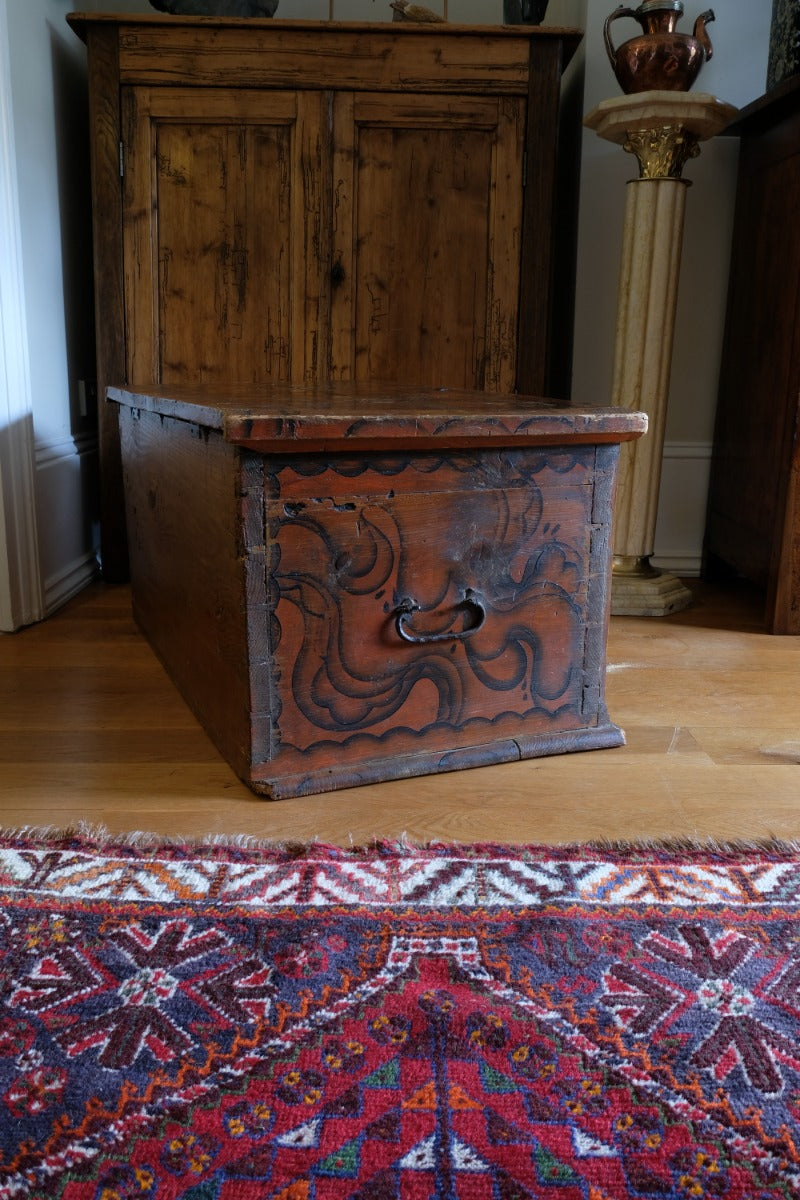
[280,2,508,23]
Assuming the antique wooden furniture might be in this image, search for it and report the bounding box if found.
[109,382,645,798]
[704,76,800,633]
[68,13,582,581]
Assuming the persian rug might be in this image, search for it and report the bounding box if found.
[1,832,800,1199]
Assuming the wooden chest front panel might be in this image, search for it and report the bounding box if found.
[255,447,618,794]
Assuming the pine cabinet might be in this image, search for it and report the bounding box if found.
[69,15,581,580]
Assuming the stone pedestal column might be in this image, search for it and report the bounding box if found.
[584,92,737,616]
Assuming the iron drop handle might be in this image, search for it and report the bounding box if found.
[394,589,485,645]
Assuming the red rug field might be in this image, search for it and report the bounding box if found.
[0,830,799,1198]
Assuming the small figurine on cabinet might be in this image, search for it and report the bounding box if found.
[390,1,445,20]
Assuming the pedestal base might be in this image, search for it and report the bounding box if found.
[611,570,692,617]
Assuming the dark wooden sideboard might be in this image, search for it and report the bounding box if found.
[704,75,800,633]
[68,14,581,581]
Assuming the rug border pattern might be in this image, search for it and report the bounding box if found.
[2,829,800,910]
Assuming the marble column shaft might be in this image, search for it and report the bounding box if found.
[584,93,738,615]
[612,177,687,566]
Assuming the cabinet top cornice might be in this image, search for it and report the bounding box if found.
[68,14,581,90]
[67,14,581,66]
[67,14,580,39]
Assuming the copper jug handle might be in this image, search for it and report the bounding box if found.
[604,5,638,68]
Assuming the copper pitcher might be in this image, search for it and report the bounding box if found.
[605,1,715,94]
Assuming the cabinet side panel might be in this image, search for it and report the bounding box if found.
[117,406,262,780]
[122,86,157,386]
[705,122,800,601]
[86,27,128,581]
[517,41,562,397]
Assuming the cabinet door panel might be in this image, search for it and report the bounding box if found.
[122,87,329,386]
[331,94,525,393]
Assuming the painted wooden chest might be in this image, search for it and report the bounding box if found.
[110,384,646,798]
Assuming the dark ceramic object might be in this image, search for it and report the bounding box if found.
[149,0,279,15]
[504,1,549,23]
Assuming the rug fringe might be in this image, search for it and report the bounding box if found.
[580,834,800,854]
[0,822,321,854]
[2,822,800,858]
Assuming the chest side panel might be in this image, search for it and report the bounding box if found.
[117,406,268,779]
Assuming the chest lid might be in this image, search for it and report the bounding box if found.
[108,382,646,454]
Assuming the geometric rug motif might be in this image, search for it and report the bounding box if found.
[1,831,799,1197]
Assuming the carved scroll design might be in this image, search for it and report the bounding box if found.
[269,451,592,748]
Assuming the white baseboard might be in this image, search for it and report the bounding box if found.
[43,551,99,615]
[34,431,97,469]
[35,432,100,615]
[651,441,712,578]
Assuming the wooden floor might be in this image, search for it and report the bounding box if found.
[1,578,798,846]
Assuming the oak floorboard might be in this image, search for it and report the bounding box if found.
[0,579,797,846]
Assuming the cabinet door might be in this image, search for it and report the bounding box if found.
[122,87,330,386]
[330,94,525,393]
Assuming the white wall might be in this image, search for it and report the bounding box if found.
[0,0,154,627]
[4,0,97,620]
